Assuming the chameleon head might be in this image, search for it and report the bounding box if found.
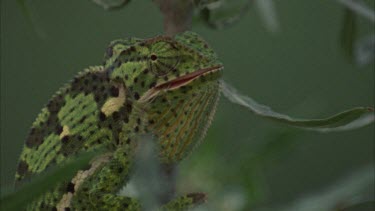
[105,31,223,163]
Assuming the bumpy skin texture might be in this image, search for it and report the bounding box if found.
[15,31,223,211]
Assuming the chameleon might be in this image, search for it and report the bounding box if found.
[14,31,223,211]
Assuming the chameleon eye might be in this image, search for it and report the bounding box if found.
[149,55,179,77]
[150,54,157,61]
[149,42,180,77]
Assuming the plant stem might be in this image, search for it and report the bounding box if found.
[153,0,194,36]
[152,0,195,204]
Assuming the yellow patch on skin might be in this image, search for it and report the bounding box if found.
[59,125,70,139]
[101,84,126,116]
[56,153,112,210]
[56,193,73,211]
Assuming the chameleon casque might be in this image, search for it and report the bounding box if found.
[15,31,223,210]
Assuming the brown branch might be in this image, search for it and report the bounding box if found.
[152,0,195,204]
[153,0,194,36]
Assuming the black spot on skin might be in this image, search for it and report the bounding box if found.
[112,112,120,120]
[126,138,131,144]
[79,116,86,123]
[118,167,124,174]
[110,86,119,97]
[66,182,75,193]
[124,116,129,123]
[91,74,98,80]
[134,92,140,100]
[61,136,69,144]
[99,112,106,121]
[115,60,122,67]
[64,208,71,211]
[149,119,155,124]
[143,69,149,74]
[124,75,129,80]
[137,118,141,124]
[151,54,157,61]
[133,77,138,83]
[55,125,63,134]
[17,160,30,176]
[163,76,169,81]
[25,129,43,148]
[134,126,139,132]
[106,47,113,57]
[149,81,157,89]
[126,102,132,113]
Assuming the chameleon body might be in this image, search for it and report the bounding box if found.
[15,31,223,210]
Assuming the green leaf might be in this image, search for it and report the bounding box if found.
[119,134,165,210]
[340,8,357,61]
[254,0,280,33]
[220,80,374,132]
[16,0,46,38]
[92,0,131,10]
[260,164,374,211]
[0,148,105,210]
[197,0,251,30]
[355,34,375,66]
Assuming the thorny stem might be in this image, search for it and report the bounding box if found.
[152,0,195,203]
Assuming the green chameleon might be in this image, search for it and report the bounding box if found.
[15,31,223,210]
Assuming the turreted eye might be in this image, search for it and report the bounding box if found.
[150,54,157,61]
[149,41,180,77]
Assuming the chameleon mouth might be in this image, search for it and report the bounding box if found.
[139,65,223,102]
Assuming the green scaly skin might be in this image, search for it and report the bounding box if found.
[15,31,223,211]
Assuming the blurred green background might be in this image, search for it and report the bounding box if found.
[1,0,374,210]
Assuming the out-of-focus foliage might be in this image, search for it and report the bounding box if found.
[92,0,130,10]
[0,148,105,210]
[354,34,375,66]
[258,165,374,211]
[221,80,374,132]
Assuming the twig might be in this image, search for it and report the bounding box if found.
[336,0,375,23]
[153,0,194,36]
[151,0,195,204]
